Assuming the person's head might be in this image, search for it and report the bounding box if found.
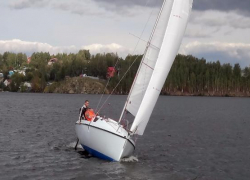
[85,100,89,107]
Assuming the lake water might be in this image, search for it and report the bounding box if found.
[0,93,250,180]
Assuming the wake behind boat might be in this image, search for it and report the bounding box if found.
[75,0,193,161]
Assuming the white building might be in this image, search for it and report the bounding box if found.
[4,79,11,87]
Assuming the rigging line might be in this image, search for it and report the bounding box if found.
[95,58,120,112]
[129,33,160,50]
[97,0,156,114]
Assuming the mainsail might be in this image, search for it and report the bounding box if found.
[125,0,174,117]
[126,0,193,135]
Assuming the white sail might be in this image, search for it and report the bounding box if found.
[125,0,175,117]
[130,0,193,135]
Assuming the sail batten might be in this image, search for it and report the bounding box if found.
[129,0,193,135]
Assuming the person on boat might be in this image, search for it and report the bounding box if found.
[79,100,98,121]
[79,100,90,120]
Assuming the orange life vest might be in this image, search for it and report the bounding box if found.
[85,109,96,121]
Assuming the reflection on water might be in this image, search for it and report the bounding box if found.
[0,93,250,180]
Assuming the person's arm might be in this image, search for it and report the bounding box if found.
[79,107,84,121]
[81,108,86,119]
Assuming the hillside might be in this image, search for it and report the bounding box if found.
[44,77,109,94]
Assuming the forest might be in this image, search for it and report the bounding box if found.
[0,50,249,96]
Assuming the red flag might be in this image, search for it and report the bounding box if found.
[107,67,116,78]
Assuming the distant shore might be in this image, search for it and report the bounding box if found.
[1,91,249,98]
[1,76,249,97]
[162,91,250,97]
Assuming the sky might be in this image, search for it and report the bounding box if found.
[1,0,250,67]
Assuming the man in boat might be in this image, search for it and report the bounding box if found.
[79,100,97,121]
[79,100,90,120]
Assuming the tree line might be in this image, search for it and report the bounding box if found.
[0,50,249,96]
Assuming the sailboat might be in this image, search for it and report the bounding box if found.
[75,0,193,161]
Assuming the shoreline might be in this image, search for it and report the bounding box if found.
[1,91,249,98]
[1,77,249,98]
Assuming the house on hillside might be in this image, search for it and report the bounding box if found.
[87,76,99,80]
[79,74,99,80]
[80,74,87,77]
[23,82,32,91]
[4,79,11,87]
[8,71,14,77]
[16,70,26,76]
[48,58,58,65]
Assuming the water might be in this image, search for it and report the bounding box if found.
[0,93,250,180]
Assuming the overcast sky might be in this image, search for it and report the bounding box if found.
[1,0,250,67]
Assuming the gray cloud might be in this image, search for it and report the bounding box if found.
[185,29,211,38]
[92,0,162,8]
[52,1,107,16]
[9,0,49,9]
[184,25,220,38]
[9,0,250,16]
[8,0,160,12]
[92,0,250,16]
[193,0,250,14]
[9,0,111,17]
[190,10,250,29]
[85,0,161,16]
[182,41,250,67]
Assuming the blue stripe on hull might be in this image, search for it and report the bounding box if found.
[82,144,116,161]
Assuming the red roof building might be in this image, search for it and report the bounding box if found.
[27,57,31,64]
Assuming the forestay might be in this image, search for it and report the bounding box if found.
[129,0,193,135]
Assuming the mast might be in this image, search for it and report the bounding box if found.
[118,0,168,123]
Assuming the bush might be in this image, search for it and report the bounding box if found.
[20,85,28,92]
[44,83,58,93]
[31,76,42,92]
[0,81,4,89]
[10,73,25,92]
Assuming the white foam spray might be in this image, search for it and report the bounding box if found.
[120,156,139,162]
[67,142,83,149]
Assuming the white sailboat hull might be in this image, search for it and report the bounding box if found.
[75,117,135,161]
